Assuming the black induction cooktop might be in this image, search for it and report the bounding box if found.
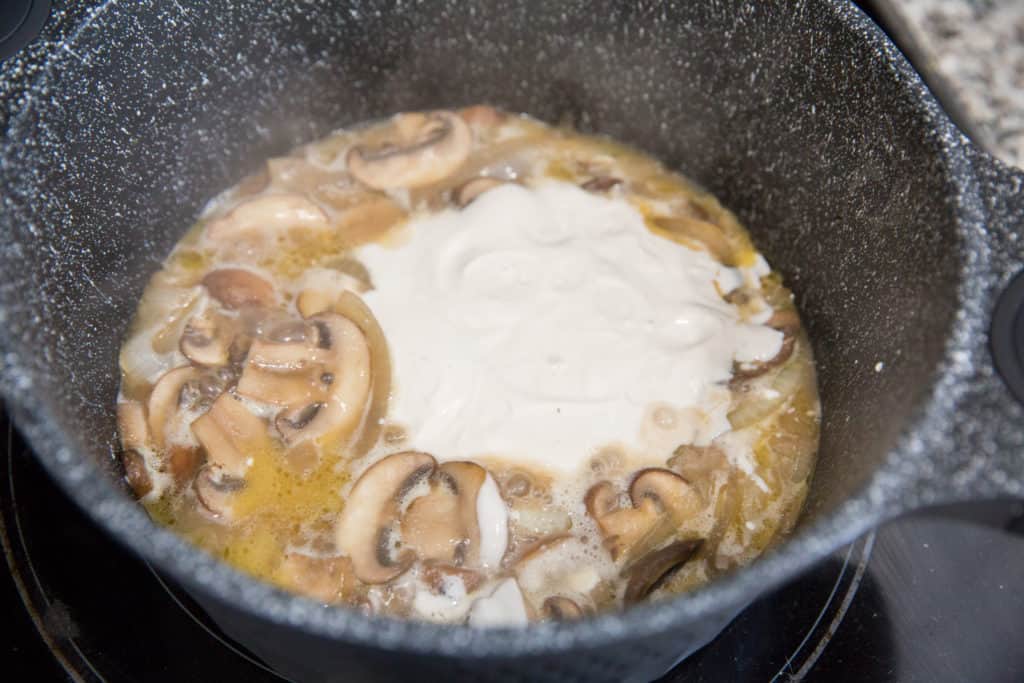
[3,412,1024,683]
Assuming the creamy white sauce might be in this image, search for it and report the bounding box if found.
[475,473,508,568]
[468,578,529,628]
[358,182,781,475]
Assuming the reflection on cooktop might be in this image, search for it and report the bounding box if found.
[3,414,1024,682]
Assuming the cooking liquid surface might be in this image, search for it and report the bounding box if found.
[116,107,820,625]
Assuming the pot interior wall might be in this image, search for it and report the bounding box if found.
[0,1,960,542]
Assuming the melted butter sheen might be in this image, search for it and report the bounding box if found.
[357,182,783,474]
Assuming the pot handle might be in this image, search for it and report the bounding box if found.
[899,148,1024,515]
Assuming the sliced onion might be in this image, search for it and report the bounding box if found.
[727,360,804,430]
[331,291,392,456]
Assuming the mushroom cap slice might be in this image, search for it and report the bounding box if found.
[191,392,272,478]
[193,466,245,519]
[401,461,488,567]
[542,596,585,621]
[346,111,472,190]
[628,468,704,522]
[329,291,392,457]
[147,366,201,450]
[121,449,153,499]
[336,450,437,584]
[732,308,800,381]
[623,538,704,604]
[584,469,704,561]
[453,176,505,208]
[117,401,151,452]
[205,193,330,243]
[275,312,372,448]
[180,310,232,367]
[202,268,277,310]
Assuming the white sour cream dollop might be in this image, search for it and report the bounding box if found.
[357,182,781,474]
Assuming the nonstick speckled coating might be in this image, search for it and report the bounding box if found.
[0,1,1022,681]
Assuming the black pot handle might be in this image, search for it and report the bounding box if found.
[892,147,1024,517]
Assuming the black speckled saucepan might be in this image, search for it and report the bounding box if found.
[1,1,1022,681]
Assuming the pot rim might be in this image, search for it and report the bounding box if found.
[0,0,989,659]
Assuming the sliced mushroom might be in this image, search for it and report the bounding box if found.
[329,291,392,456]
[117,401,151,452]
[623,538,703,604]
[731,309,800,381]
[193,466,245,518]
[277,553,356,604]
[458,104,507,130]
[293,266,369,319]
[275,312,371,448]
[205,194,330,243]
[667,444,728,490]
[235,309,372,452]
[237,366,328,406]
[168,444,203,484]
[453,176,505,208]
[147,366,201,449]
[584,469,703,561]
[648,214,736,265]
[580,176,622,193]
[180,310,233,367]
[401,461,488,567]
[191,392,271,478]
[202,268,277,310]
[335,450,437,584]
[121,449,153,499]
[346,111,472,190]
[542,596,585,621]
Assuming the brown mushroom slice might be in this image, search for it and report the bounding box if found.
[201,268,277,310]
[453,176,505,208]
[346,111,472,190]
[731,309,800,381]
[205,193,330,242]
[542,596,585,621]
[191,392,272,478]
[121,449,153,499]
[401,461,487,567]
[276,553,356,604]
[192,466,245,518]
[580,176,623,193]
[584,481,655,560]
[334,195,408,247]
[168,444,203,484]
[329,291,391,456]
[584,469,704,561]
[293,267,368,319]
[180,310,232,367]
[335,450,437,584]
[458,104,507,130]
[147,366,201,449]
[117,401,151,451]
[275,312,371,448]
[246,337,318,371]
[623,539,704,605]
[648,215,737,265]
[236,365,327,406]
[629,469,704,522]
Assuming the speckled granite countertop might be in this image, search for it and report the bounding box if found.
[876,0,1024,167]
